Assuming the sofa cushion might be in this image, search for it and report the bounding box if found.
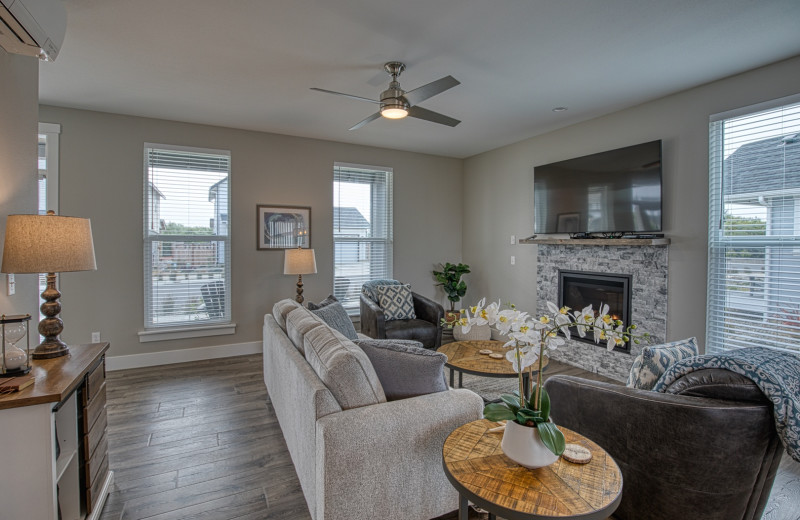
[376,284,417,321]
[303,326,386,409]
[285,307,326,355]
[272,298,303,331]
[307,294,339,311]
[308,297,358,341]
[361,279,402,303]
[355,339,448,401]
[626,337,699,390]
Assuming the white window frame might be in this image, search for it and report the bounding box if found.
[333,162,393,314]
[139,143,235,342]
[707,93,800,354]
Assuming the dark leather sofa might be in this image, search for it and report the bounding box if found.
[544,369,783,520]
[360,290,444,349]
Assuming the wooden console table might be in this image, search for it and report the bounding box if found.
[0,342,113,520]
[443,419,622,520]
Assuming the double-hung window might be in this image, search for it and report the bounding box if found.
[142,144,232,339]
[707,95,800,354]
[333,163,393,314]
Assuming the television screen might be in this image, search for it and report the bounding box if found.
[533,140,662,234]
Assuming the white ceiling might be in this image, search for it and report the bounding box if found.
[39,0,800,158]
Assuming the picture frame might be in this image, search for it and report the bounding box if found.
[257,205,311,250]
[556,212,580,233]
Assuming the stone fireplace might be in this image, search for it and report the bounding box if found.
[535,240,668,381]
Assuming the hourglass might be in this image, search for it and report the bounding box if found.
[1,314,32,376]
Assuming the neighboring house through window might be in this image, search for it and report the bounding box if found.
[707,94,800,354]
[140,144,234,342]
[333,163,393,314]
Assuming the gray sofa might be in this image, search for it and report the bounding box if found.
[263,298,484,520]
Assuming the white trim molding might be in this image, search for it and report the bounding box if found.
[107,340,260,371]
[137,323,236,343]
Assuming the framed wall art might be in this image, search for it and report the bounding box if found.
[257,205,311,250]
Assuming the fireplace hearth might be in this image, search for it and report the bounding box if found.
[558,270,632,353]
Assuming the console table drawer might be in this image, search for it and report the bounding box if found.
[86,452,109,515]
[84,357,106,405]
[83,381,106,432]
[84,430,108,485]
[84,409,107,460]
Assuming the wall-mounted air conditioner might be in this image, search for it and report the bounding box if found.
[0,0,66,61]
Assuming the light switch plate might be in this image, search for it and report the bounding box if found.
[510,256,516,265]
[510,235,516,245]
[7,274,15,296]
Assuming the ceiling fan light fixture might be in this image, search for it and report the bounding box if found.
[380,100,409,119]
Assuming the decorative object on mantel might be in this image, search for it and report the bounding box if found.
[460,297,649,467]
[1,212,97,359]
[0,314,31,377]
[284,246,317,303]
[433,262,470,324]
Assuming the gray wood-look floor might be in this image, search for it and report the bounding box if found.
[99,353,799,520]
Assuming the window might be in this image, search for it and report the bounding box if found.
[333,163,393,313]
[141,144,232,338]
[707,94,800,354]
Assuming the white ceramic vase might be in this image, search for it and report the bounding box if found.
[501,419,560,469]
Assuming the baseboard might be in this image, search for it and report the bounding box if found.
[106,341,261,371]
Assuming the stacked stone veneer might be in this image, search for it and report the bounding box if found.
[536,244,668,382]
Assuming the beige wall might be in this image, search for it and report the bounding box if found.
[37,106,463,357]
[463,56,800,350]
[0,49,39,319]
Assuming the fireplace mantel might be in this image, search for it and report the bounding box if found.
[520,237,670,246]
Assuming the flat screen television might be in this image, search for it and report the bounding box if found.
[533,140,662,235]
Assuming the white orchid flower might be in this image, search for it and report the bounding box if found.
[495,309,518,334]
[505,345,538,373]
[467,298,488,326]
[483,300,502,324]
[554,308,572,341]
[573,304,594,338]
[605,324,627,351]
[543,330,565,351]
[593,303,611,343]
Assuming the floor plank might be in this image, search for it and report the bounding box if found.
[100,353,797,520]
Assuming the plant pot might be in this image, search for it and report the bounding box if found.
[501,419,560,469]
[444,310,461,325]
[453,323,491,341]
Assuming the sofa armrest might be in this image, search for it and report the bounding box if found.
[359,292,386,339]
[315,388,483,520]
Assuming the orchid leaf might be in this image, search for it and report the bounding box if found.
[500,394,521,414]
[483,403,516,422]
[537,422,566,456]
[516,408,540,424]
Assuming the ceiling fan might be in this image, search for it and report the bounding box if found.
[311,62,461,130]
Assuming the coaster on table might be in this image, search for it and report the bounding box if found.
[488,353,504,359]
[562,443,592,464]
[478,349,493,355]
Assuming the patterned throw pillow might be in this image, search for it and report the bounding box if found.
[626,337,699,390]
[375,284,417,321]
[362,279,402,303]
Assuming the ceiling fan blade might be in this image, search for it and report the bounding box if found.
[403,76,460,106]
[349,112,382,130]
[407,106,461,127]
[310,88,380,104]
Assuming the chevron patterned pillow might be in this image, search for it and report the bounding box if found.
[375,284,417,321]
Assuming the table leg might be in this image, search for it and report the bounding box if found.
[458,370,463,388]
[488,513,496,520]
[449,368,455,388]
[459,495,469,520]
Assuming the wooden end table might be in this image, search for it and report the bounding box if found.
[442,419,622,520]
[437,340,549,399]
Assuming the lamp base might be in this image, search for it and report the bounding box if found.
[32,338,69,359]
[295,274,305,304]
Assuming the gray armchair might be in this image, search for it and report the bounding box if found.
[544,370,783,520]
[359,280,444,349]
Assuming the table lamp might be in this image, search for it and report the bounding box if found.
[284,247,316,303]
[1,211,97,359]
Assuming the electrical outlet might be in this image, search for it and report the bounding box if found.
[6,274,15,296]
[91,331,101,343]
[510,256,516,265]
[510,235,516,245]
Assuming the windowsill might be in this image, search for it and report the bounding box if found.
[138,322,236,343]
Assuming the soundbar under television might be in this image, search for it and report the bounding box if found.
[533,140,662,235]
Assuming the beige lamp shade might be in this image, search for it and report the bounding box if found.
[2,213,97,274]
[284,248,317,275]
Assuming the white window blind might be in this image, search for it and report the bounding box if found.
[333,163,393,313]
[144,144,231,329]
[707,97,800,354]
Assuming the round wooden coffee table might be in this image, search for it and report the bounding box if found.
[437,340,549,398]
[442,419,622,520]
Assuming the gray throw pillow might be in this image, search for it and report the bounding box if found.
[307,294,338,311]
[355,339,448,401]
[310,300,358,340]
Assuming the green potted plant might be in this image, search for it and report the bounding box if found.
[460,299,648,467]
[433,262,470,323]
